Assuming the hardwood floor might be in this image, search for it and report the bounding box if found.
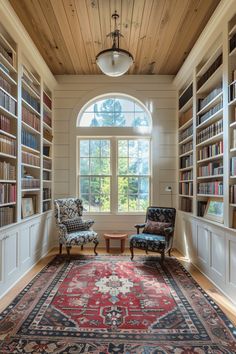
[0,247,235,326]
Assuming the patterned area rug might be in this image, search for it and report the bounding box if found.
[0,255,236,353]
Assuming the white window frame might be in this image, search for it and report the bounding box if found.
[77,136,151,215]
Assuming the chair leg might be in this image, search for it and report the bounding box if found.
[59,244,62,254]
[66,247,71,258]
[168,249,171,257]
[93,241,98,256]
[81,245,84,251]
[130,245,134,260]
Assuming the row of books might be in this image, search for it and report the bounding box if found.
[232,70,236,82]
[180,197,192,213]
[180,140,193,155]
[43,146,50,157]
[43,92,52,110]
[230,157,236,176]
[198,85,222,112]
[0,205,14,227]
[22,129,39,151]
[179,107,192,128]
[198,181,223,195]
[0,161,16,180]
[22,151,40,167]
[197,54,222,90]
[43,187,51,200]
[179,125,193,142]
[22,106,40,132]
[0,88,17,115]
[197,201,207,217]
[179,83,193,110]
[43,128,53,142]
[230,31,236,53]
[0,133,16,156]
[197,101,223,126]
[197,119,223,144]
[229,81,236,102]
[43,112,52,127]
[0,114,11,133]
[180,154,193,169]
[230,184,236,204]
[0,75,12,95]
[43,158,52,170]
[43,171,50,180]
[231,128,236,149]
[0,183,16,204]
[180,170,193,181]
[0,42,13,66]
[22,69,40,96]
[198,162,223,177]
[22,87,40,113]
[21,178,40,189]
[43,201,51,212]
[198,141,223,161]
[179,182,193,195]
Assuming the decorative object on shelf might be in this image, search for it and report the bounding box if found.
[96,11,133,77]
[204,198,224,223]
[21,197,34,218]
[165,186,173,207]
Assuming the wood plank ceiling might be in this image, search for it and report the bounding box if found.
[10,0,221,75]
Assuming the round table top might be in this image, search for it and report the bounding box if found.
[104,233,128,240]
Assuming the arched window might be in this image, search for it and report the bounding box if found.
[77,94,152,214]
[78,94,151,128]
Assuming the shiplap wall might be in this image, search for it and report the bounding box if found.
[54,75,177,245]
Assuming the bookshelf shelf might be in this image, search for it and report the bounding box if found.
[0,87,17,102]
[197,92,223,115]
[229,97,236,106]
[43,198,51,202]
[230,120,236,128]
[0,67,17,86]
[179,150,193,158]
[197,194,223,198]
[197,65,223,95]
[0,152,16,159]
[0,105,17,119]
[43,168,52,172]
[22,98,40,117]
[179,166,193,172]
[179,194,193,198]
[197,174,224,180]
[21,188,40,192]
[196,108,223,130]
[229,46,236,56]
[178,118,193,131]
[22,163,40,170]
[178,134,193,145]
[196,132,223,147]
[0,202,16,207]
[0,129,16,139]
[43,155,52,160]
[43,121,52,131]
[43,138,52,145]
[22,79,41,100]
[22,144,40,154]
[197,154,223,164]
[43,102,52,113]
[0,53,17,73]
[22,121,40,135]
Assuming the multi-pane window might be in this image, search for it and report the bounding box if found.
[118,139,150,212]
[79,138,150,213]
[79,139,111,212]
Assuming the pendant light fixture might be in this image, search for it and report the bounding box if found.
[96,11,134,77]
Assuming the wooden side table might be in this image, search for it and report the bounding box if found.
[103,233,128,253]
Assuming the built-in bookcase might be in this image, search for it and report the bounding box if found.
[0,24,17,227]
[42,84,53,213]
[178,83,193,213]
[228,14,236,227]
[0,24,53,229]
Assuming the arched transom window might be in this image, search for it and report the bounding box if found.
[78,95,151,127]
[77,94,152,214]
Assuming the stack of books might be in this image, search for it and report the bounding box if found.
[0,133,16,155]
[0,206,14,227]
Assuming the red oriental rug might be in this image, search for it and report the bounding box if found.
[0,255,236,353]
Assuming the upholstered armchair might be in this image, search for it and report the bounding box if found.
[54,198,99,256]
[129,206,176,263]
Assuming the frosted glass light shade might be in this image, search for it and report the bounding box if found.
[96,49,133,77]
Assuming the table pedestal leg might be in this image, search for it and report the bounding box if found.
[105,239,110,253]
[121,239,125,253]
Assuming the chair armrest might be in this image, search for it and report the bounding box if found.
[164,226,174,237]
[134,223,146,234]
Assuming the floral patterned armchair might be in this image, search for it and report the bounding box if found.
[129,206,176,263]
[54,198,99,256]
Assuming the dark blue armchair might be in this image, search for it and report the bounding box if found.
[129,206,176,263]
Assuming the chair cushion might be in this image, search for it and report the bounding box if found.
[143,220,172,236]
[62,218,94,233]
[130,233,166,252]
[65,230,98,247]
